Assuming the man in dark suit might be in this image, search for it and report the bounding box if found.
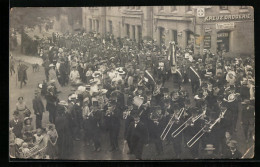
[46,86,59,124]
[225,140,242,159]
[17,60,28,89]
[147,106,163,155]
[32,90,45,129]
[105,101,121,152]
[126,112,149,160]
[9,111,23,139]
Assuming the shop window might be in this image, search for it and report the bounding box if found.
[217,31,230,53]
[171,6,177,12]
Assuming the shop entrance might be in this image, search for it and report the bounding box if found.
[159,27,165,46]
[217,31,230,53]
[172,30,177,43]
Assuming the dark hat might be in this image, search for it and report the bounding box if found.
[229,85,236,90]
[34,89,40,94]
[161,87,169,93]
[138,85,144,90]
[24,117,32,123]
[131,110,140,119]
[13,110,19,116]
[152,106,162,112]
[184,99,191,105]
[18,96,23,100]
[145,90,152,96]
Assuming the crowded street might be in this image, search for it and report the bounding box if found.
[9,6,254,160]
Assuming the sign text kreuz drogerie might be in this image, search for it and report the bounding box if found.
[204,14,251,22]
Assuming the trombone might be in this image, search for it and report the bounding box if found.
[171,111,206,138]
[186,107,227,147]
[160,107,185,140]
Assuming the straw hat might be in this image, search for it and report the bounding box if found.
[58,100,68,106]
[49,64,55,67]
[204,144,215,151]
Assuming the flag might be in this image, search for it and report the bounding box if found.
[168,43,177,73]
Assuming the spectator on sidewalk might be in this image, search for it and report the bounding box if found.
[32,89,45,129]
[17,60,28,89]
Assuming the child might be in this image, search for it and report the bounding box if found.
[19,142,30,158]
[22,117,35,143]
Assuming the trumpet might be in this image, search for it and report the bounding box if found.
[160,107,185,140]
[171,111,206,138]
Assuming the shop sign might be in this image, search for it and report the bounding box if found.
[204,14,251,22]
[216,22,235,29]
[197,8,205,17]
[204,35,211,49]
[217,32,229,38]
[204,27,212,33]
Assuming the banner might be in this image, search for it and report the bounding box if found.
[168,43,177,73]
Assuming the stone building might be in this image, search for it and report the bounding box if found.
[81,6,254,56]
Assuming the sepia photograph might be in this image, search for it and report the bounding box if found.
[9,6,255,160]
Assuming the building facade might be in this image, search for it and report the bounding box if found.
[81,6,254,56]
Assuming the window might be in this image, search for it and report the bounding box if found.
[159,6,164,11]
[220,6,228,10]
[172,30,177,43]
[240,6,248,9]
[132,25,136,40]
[109,21,113,34]
[96,20,99,33]
[126,24,130,38]
[186,6,192,12]
[171,6,177,12]
[89,19,92,31]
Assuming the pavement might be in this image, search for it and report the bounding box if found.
[9,51,254,160]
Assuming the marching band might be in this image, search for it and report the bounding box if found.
[9,31,255,160]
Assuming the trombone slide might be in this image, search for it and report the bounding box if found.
[187,126,206,148]
[160,116,174,140]
[171,116,192,138]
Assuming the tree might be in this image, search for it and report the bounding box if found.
[10,8,60,53]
